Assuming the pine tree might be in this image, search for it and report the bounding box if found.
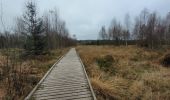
[22,1,46,55]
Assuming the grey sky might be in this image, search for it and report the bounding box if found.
[0,0,170,40]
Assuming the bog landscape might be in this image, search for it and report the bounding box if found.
[0,0,170,100]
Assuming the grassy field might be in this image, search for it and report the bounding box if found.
[77,45,170,100]
[0,48,69,99]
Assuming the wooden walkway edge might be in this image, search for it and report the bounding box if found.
[25,48,96,100]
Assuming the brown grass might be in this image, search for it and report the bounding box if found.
[0,48,69,99]
[76,45,170,100]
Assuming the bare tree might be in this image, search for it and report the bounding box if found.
[133,17,140,40]
[109,19,123,45]
[42,9,76,49]
[165,12,170,45]
[43,12,53,50]
[99,26,107,40]
[146,12,158,49]
[133,9,166,49]
[155,17,166,46]
[139,9,149,46]
[0,0,6,32]
[123,13,131,46]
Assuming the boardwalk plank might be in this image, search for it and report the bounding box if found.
[35,88,90,95]
[25,48,96,100]
[34,93,92,100]
[35,90,91,97]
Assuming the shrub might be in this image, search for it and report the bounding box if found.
[161,53,170,67]
[26,75,40,86]
[96,55,114,71]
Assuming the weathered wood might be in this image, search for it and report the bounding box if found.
[25,48,96,100]
[35,87,90,95]
[34,94,92,100]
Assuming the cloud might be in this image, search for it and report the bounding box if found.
[0,0,170,39]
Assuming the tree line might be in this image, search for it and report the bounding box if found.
[99,8,170,49]
[0,1,76,99]
[0,1,76,56]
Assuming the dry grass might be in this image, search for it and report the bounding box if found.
[76,45,170,100]
[0,48,69,99]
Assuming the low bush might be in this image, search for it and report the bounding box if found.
[161,53,170,67]
[26,75,40,86]
[96,55,114,71]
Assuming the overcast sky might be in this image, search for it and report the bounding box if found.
[0,0,170,40]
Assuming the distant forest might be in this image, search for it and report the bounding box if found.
[96,9,170,49]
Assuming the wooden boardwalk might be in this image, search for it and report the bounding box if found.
[25,48,96,100]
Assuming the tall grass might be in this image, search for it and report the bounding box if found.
[77,45,170,100]
[0,48,69,99]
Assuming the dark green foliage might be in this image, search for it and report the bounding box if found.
[26,75,40,86]
[96,55,114,71]
[161,53,170,67]
[22,1,47,56]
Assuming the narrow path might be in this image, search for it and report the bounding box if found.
[25,48,96,100]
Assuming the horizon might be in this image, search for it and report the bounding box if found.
[0,0,170,40]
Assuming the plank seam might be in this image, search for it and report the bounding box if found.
[75,48,97,100]
[24,49,68,100]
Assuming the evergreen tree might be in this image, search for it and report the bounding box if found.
[22,1,46,55]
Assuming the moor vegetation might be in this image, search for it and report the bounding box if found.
[0,0,170,100]
[77,45,170,100]
[77,8,170,100]
[0,48,69,99]
[0,1,75,99]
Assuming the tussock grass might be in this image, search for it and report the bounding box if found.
[77,45,170,100]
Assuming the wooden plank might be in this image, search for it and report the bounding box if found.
[25,48,96,100]
[34,92,92,100]
[41,82,88,87]
[35,89,91,97]
[37,84,89,91]
[24,53,65,100]
[35,87,90,95]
